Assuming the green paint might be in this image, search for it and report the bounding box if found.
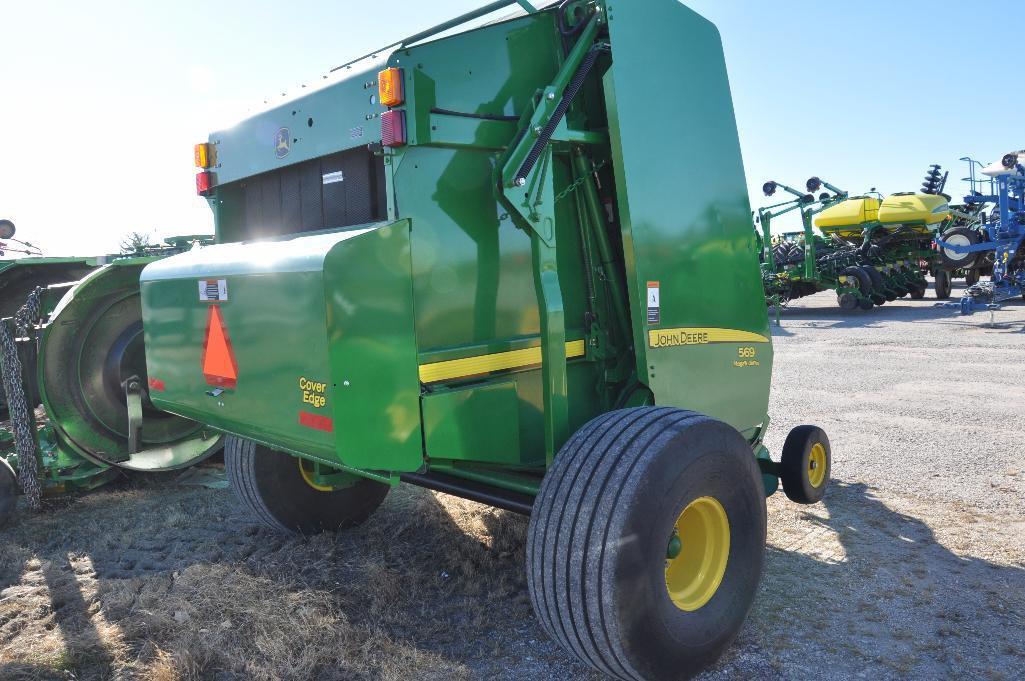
[142,0,778,494]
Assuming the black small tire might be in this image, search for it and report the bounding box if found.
[0,458,17,529]
[780,425,831,505]
[837,293,857,310]
[934,270,952,300]
[527,408,767,681]
[965,269,980,286]
[909,284,926,300]
[225,436,389,534]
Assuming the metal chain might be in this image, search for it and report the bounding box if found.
[554,158,607,204]
[0,287,44,510]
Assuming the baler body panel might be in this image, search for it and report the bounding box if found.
[207,58,388,187]
[140,224,422,472]
[603,0,772,434]
[143,0,772,475]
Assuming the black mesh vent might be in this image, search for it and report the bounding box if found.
[231,146,387,240]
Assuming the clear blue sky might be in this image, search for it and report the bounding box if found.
[1,1,1022,256]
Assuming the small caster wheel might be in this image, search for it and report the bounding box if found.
[857,297,874,311]
[780,425,831,504]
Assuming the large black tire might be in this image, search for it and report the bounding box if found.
[938,226,981,270]
[527,408,767,681]
[225,436,389,534]
[780,425,831,505]
[842,266,874,311]
[0,458,18,529]
[934,269,952,300]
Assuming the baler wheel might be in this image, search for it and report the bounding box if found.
[224,437,388,535]
[0,458,17,529]
[779,425,831,504]
[527,408,766,681]
[934,270,952,300]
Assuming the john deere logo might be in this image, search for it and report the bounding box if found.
[274,128,291,158]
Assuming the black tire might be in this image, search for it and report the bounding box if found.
[965,269,980,286]
[225,436,389,534]
[0,458,17,529]
[859,266,887,305]
[909,282,926,299]
[779,425,831,505]
[938,227,980,270]
[842,266,873,311]
[837,293,857,310]
[527,408,767,681]
[934,269,952,300]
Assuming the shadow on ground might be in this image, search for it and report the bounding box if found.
[1,477,1022,679]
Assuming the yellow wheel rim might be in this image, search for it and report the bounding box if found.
[808,443,827,488]
[298,459,334,492]
[665,496,730,612]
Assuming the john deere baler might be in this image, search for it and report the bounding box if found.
[140,2,833,678]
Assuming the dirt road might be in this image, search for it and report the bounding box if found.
[1,281,1023,680]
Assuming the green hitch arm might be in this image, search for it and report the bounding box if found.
[801,206,816,280]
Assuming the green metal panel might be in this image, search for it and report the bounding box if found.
[207,59,388,187]
[322,221,422,472]
[142,231,363,462]
[141,222,423,473]
[602,0,772,435]
[422,381,521,465]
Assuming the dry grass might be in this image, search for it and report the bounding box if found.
[0,472,562,681]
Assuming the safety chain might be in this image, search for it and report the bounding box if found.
[554,158,607,205]
[0,287,44,510]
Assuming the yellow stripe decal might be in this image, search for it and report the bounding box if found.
[648,328,770,349]
[419,340,587,384]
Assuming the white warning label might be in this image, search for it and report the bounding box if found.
[199,279,228,302]
[647,281,660,325]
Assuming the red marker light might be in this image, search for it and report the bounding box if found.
[196,171,213,196]
[381,109,406,148]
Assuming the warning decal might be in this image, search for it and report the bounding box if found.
[199,279,228,302]
[202,305,239,389]
[646,281,660,325]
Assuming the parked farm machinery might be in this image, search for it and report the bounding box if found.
[756,177,932,314]
[935,152,1025,314]
[0,230,221,528]
[133,1,833,678]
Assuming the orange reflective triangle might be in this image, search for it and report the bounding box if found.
[202,305,238,388]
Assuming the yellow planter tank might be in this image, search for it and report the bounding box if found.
[877,192,950,231]
[815,197,881,237]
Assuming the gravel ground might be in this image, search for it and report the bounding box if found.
[0,278,1023,680]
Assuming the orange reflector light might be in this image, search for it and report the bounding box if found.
[194,142,215,168]
[378,67,404,107]
[202,305,238,389]
[196,171,213,196]
[381,110,406,147]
